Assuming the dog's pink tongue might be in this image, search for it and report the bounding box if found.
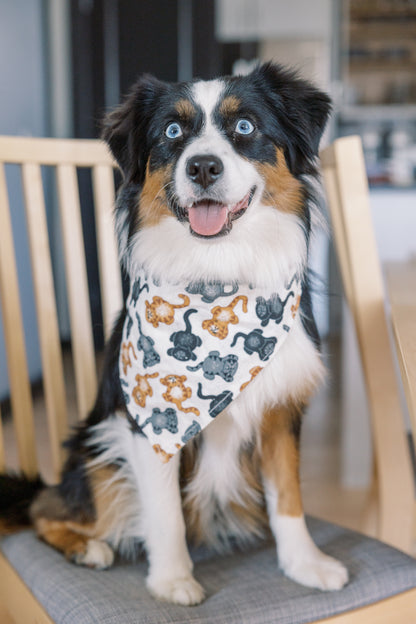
[188,203,228,236]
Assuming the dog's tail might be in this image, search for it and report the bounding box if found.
[0,472,45,534]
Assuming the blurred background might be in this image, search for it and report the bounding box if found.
[0,0,416,493]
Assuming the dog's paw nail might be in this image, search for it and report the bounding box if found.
[146,575,205,605]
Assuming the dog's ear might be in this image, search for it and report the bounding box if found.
[253,62,331,174]
[102,74,168,183]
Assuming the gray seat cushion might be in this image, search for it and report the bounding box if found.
[2,517,416,624]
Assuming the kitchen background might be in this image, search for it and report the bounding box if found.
[0,0,415,490]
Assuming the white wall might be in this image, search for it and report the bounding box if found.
[216,0,331,41]
[371,188,416,263]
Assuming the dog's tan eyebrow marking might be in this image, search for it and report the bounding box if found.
[175,98,196,119]
[219,95,241,116]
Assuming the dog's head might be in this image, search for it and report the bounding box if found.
[103,63,330,281]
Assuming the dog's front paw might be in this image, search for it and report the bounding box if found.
[71,539,114,570]
[146,573,205,605]
[281,550,348,591]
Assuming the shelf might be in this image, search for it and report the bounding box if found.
[339,105,416,123]
[349,23,416,41]
[348,60,416,73]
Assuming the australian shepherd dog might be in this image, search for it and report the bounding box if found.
[1,62,348,605]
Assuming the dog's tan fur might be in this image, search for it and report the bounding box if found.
[257,148,304,218]
[139,163,172,228]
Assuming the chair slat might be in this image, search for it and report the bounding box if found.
[320,147,354,307]
[92,164,123,340]
[21,163,68,478]
[0,405,5,472]
[321,136,415,552]
[56,164,97,419]
[0,135,114,167]
[0,163,38,476]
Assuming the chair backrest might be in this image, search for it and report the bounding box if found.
[320,136,414,552]
[0,136,122,482]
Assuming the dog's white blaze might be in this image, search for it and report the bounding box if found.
[192,79,224,133]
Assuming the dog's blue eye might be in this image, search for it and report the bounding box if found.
[235,119,254,135]
[165,122,183,139]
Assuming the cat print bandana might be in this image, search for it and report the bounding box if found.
[119,269,302,462]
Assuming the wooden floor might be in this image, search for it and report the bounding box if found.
[0,339,369,622]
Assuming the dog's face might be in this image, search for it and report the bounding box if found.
[103,63,330,282]
[169,78,260,239]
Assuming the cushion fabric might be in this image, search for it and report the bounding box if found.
[2,517,416,624]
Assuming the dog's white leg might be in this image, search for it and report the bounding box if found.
[261,405,348,591]
[264,483,348,590]
[132,435,205,605]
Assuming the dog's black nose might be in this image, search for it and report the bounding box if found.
[186,155,224,189]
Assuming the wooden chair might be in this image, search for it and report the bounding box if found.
[0,136,122,482]
[1,135,415,624]
[320,135,415,555]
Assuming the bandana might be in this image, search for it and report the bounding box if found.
[119,269,302,462]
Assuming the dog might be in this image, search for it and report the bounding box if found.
[0,62,348,606]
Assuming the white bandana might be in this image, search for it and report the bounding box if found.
[119,269,302,462]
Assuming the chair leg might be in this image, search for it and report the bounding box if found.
[361,461,379,539]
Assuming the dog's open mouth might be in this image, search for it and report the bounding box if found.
[180,187,256,238]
